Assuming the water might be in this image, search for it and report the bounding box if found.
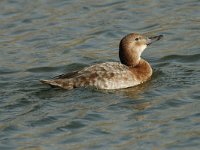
[0,0,200,149]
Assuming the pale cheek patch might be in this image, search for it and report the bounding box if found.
[135,44,147,57]
[139,45,147,52]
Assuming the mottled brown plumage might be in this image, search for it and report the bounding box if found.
[40,33,163,90]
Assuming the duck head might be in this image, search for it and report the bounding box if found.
[119,33,163,66]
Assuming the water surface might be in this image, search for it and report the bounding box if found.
[0,0,200,149]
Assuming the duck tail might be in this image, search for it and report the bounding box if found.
[40,79,74,90]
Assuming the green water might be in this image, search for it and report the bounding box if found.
[0,0,200,149]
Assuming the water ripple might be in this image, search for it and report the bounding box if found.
[159,54,200,63]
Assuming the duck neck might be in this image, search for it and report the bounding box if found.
[119,45,141,67]
[129,59,153,82]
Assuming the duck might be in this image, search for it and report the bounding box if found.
[40,33,163,90]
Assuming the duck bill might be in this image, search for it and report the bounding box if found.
[146,35,163,46]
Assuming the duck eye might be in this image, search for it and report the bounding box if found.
[135,38,139,41]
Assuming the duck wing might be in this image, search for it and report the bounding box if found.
[41,62,139,90]
[53,70,79,79]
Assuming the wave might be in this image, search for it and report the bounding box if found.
[159,54,200,63]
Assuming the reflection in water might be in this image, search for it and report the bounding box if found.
[132,101,151,111]
[121,81,151,99]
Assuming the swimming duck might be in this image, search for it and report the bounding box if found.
[41,33,163,90]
